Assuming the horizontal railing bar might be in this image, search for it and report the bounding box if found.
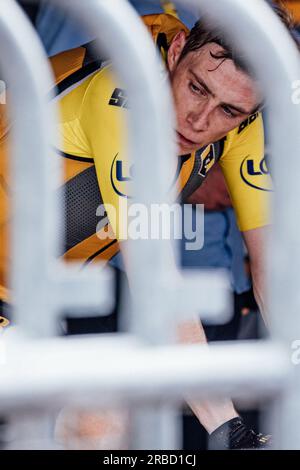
[0,334,290,411]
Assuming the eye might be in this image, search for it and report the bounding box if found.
[221,105,237,118]
[189,82,206,96]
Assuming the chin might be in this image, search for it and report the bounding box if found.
[180,144,201,155]
[179,147,192,155]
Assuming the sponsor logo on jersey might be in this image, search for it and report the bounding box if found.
[238,113,258,134]
[109,88,129,108]
[198,144,216,177]
[110,153,133,198]
[240,155,273,191]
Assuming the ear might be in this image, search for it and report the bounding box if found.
[167,30,187,72]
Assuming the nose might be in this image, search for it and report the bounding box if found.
[186,102,213,132]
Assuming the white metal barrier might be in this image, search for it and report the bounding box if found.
[0,0,299,449]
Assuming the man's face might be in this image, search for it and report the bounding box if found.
[167,33,261,154]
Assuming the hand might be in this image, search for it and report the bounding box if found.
[187,163,232,211]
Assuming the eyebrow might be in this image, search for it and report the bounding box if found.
[189,69,251,116]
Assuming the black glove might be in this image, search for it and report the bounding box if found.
[208,417,271,450]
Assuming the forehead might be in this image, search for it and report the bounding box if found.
[181,43,261,109]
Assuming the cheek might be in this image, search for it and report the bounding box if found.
[212,112,241,135]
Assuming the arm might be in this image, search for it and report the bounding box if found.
[219,113,272,323]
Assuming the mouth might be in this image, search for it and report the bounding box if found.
[176,131,198,149]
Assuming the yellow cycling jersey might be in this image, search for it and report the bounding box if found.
[0,13,271,302]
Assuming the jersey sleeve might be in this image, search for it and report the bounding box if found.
[78,66,130,241]
[219,113,272,232]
